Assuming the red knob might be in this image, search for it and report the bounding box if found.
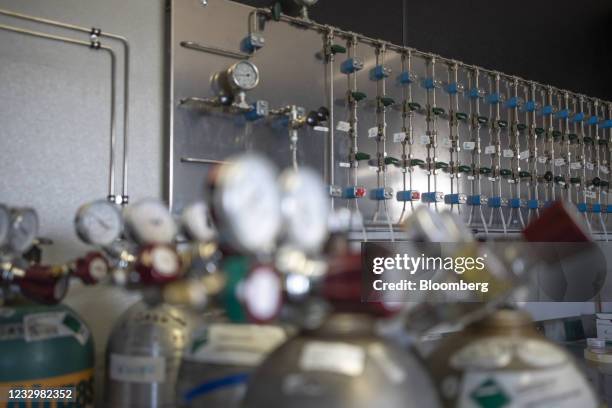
[134,244,182,285]
[17,265,69,305]
[74,252,109,284]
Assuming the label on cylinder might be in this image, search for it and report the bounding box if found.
[393,132,406,143]
[570,162,582,170]
[109,354,166,383]
[554,158,566,167]
[519,150,529,160]
[463,141,476,151]
[185,324,286,367]
[23,312,90,346]
[441,138,452,148]
[299,341,365,377]
[502,149,514,158]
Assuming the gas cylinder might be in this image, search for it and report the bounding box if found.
[105,300,203,408]
[242,311,441,408]
[0,302,95,407]
[426,308,598,407]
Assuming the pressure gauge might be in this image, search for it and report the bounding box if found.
[228,60,259,91]
[6,208,39,253]
[211,154,281,254]
[279,168,329,253]
[75,200,123,246]
[0,205,10,247]
[124,199,177,245]
[181,201,216,242]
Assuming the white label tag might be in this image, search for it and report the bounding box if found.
[485,145,496,154]
[600,165,609,174]
[300,341,365,377]
[393,132,406,143]
[538,156,548,164]
[313,126,329,132]
[336,121,350,132]
[368,127,379,138]
[23,311,89,345]
[339,162,350,168]
[186,324,286,367]
[441,137,452,148]
[519,150,529,160]
[586,191,596,199]
[502,149,514,158]
[586,162,595,170]
[570,162,582,170]
[420,135,430,145]
[463,141,476,151]
[110,354,166,383]
[554,158,566,167]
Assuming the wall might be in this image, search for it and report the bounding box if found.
[0,0,165,402]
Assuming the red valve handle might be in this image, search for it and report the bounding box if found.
[134,244,182,285]
[74,251,109,284]
[17,265,69,305]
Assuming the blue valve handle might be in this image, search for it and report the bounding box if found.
[343,186,366,199]
[587,116,600,126]
[591,203,602,214]
[540,105,554,116]
[468,88,482,99]
[370,65,390,81]
[370,188,392,200]
[444,83,460,95]
[598,119,612,129]
[527,199,539,210]
[396,190,418,202]
[488,196,502,208]
[244,101,269,121]
[397,71,414,85]
[421,192,442,203]
[554,109,569,120]
[422,78,436,90]
[522,100,537,112]
[486,93,502,105]
[507,198,521,209]
[606,205,612,214]
[444,193,465,205]
[467,195,483,206]
[577,202,588,213]
[340,58,363,74]
[572,112,585,122]
[504,97,520,109]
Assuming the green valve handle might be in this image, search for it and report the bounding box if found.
[458,165,472,173]
[330,44,347,54]
[497,120,508,129]
[535,127,545,135]
[384,156,400,166]
[598,138,608,145]
[477,116,489,125]
[583,136,594,145]
[351,91,367,102]
[570,177,581,184]
[552,130,562,139]
[408,102,422,112]
[518,171,531,178]
[479,166,492,175]
[355,152,370,161]
[516,123,527,132]
[271,2,282,21]
[221,256,250,323]
[380,97,395,107]
[543,171,553,182]
[499,168,512,177]
[591,177,601,186]
[432,107,445,116]
[410,158,425,167]
[455,112,468,121]
[435,161,449,170]
[568,133,578,143]
[601,180,610,188]
[554,175,565,184]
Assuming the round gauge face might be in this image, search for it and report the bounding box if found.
[124,199,177,244]
[7,208,39,253]
[75,200,123,246]
[279,168,329,253]
[244,265,282,322]
[181,201,216,242]
[213,155,281,254]
[151,246,180,278]
[230,61,259,91]
[0,205,10,247]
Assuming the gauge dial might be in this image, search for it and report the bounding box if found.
[7,208,39,253]
[124,199,177,244]
[181,201,216,242]
[243,265,282,322]
[0,205,10,247]
[229,60,259,91]
[279,168,329,252]
[75,200,123,246]
[212,154,281,254]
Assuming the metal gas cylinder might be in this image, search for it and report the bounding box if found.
[0,302,95,407]
[242,312,441,408]
[105,300,203,408]
[426,309,598,407]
